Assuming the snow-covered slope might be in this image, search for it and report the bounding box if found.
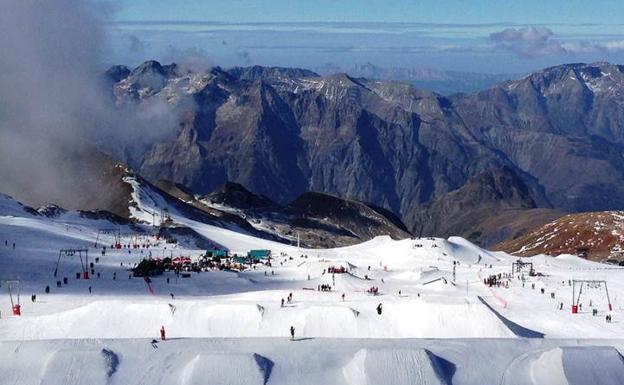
[2,189,624,383]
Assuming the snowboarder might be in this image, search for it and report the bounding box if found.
[290,326,295,340]
[376,303,383,315]
[160,326,166,341]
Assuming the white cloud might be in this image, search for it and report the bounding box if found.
[490,26,624,57]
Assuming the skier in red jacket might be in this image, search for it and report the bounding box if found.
[160,326,166,341]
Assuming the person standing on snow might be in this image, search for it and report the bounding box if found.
[160,326,166,341]
[376,303,383,315]
[290,326,295,340]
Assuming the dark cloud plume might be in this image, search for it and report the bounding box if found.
[0,0,185,210]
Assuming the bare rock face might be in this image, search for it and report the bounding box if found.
[409,167,561,246]
[105,61,624,244]
[197,182,411,248]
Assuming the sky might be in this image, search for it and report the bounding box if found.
[105,1,624,75]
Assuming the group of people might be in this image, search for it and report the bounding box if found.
[367,286,379,295]
[483,274,508,288]
[318,284,332,292]
[280,292,294,307]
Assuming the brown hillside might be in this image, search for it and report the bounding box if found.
[494,211,624,262]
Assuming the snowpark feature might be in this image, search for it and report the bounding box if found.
[1,180,624,384]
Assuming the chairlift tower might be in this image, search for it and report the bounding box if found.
[95,228,121,248]
[512,259,534,276]
[55,248,90,279]
[571,279,612,314]
[2,279,22,316]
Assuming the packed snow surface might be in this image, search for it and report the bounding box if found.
[1,182,624,384]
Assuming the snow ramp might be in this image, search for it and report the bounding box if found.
[502,346,624,385]
[477,296,545,338]
[39,347,119,385]
[299,306,360,338]
[180,353,273,385]
[343,348,454,385]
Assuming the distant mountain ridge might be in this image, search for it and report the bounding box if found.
[317,62,514,95]
[101,60,624,247]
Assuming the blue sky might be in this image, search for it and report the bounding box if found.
[114,0,624,25]
[105,1,624,75]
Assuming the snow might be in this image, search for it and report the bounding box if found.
[2,178,624,383]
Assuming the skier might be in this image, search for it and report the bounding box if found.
[281,298,285,307]
[160,326,166,341]
[170,293,175,300]
[88,286,92,294]
[341,293,345,301]
[376,303,383,315]
[398,290,402,296]
[31,294,36,302]
[290,326,295,340]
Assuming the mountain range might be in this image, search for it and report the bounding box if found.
[96,61,624,246]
